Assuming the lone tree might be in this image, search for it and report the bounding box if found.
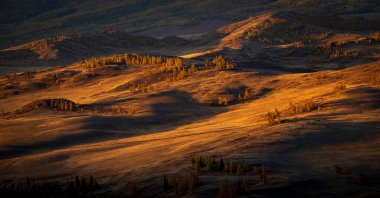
[163,174,170,191]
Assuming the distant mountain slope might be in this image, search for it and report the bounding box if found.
[2,10,380,72]
[1,0,379,48]
[0,30,190,67]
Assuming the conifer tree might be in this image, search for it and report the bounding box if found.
[243,89,250,100]
[163,174,170,191]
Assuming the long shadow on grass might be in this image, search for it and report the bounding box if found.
[0,90,226,159]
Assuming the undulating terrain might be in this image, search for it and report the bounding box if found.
[0,1,380,197]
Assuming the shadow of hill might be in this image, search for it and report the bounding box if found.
[254,119,380,197]
[0,90,227,159]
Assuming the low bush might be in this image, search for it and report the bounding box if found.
[217,96,229,106]
[289,98,317,114]
[334,82,347,93]
[267,108,281,125]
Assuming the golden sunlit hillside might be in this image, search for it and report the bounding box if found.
[0,1,379,197]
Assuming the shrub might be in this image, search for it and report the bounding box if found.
[242,88,251,100]
[204,59,211,69]
[110,106,136,116]
[238,93,243,101]
[289,98,317,114]
[127,108,136,116]
[330,49,341,60]
[217,96,229,106]
[267,108,281,125]
[129,83,153,93]
[334,82,347,93]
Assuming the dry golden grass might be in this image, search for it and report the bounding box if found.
[0,54,379,197]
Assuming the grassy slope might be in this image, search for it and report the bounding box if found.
[0,59,379,196]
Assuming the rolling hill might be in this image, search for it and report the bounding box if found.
[1,0,380,48]
[2,10,380,76]
[0,1,380,197]
[0,50,379,197]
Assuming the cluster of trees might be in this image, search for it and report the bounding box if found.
[308,32,334,42]
[81,55,122,71]
[218,164,269,197]
[111,106,136,116]
[170,64,199,81]
[267,108,281,125]
[128,82,154,93]
[162,173,199,195]
[238,88,252,101]
[218,180,250,198]
[212,55,235,69]
[216,88,253,107]
[81,54,235,81]
[24,98,77,112]
[161,155,270,197]
[189,155,270,197]
[81,54,169,71]
[124,54,163,66]
[329,49,359,61]
[330,49,341,60]
[81,54,237,92]
[159,57,182,71]
[289,99,318,114]
[191,156,252,175]
[0,176,99,197]
[312,42,360,63]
